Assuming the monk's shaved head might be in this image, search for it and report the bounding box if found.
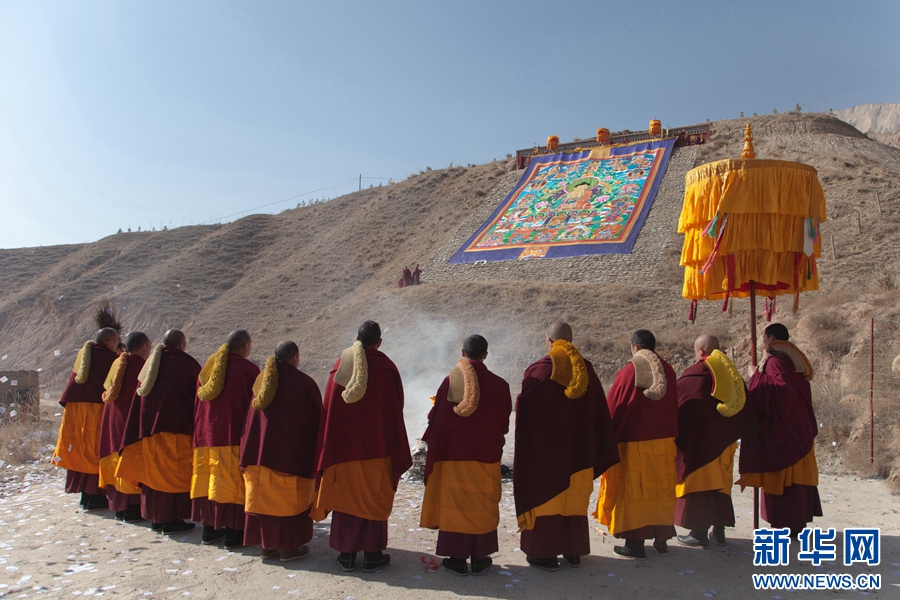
[226,329,252,352]
[631,329,656,351]
[274,341,299,362]
[96,327,120,346]
[694,334,720,355]
[764,323,790,341]
[547,321,573,343]
[124,331,151,353]
[463,334,488,360]
[357,321,381,348]
[163,329,186,348]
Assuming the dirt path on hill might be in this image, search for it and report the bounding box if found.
[1,459,897,600]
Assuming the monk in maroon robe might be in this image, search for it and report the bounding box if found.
[52,327,120,511]
[412,265,421,285]
[420,334,512,576]
[674,334,758,548]
[403,266,413,286]
[116,329,201,533]
[240,341,322,562]
[596,329,678,560]
[192,329,260,549]
[312,320,412,573]
[514,322,619,571]
[737,323,822,534]
[98,331,152,521]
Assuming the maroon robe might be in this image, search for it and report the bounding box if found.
[741,351,822,530]
[125,347,199,446]
[740,352,817,473]
[674,360,758,531]
[422,360,512,559]
[59,343,118,495]
[676,361,758,481]
[192,353,259,530]
[99,354,146,459]
[240,360,322,550]
[98,353,145,510]
[605,354,679,541]
[122,345,201,523]
[514,355,619,557]
[316,347,412,553]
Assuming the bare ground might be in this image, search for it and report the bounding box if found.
[1,455,898,599]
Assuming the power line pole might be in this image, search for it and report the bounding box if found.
[359,174,362,191]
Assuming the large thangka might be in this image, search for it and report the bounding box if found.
[448,138,676,263]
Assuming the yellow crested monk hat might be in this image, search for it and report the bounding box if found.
[197,344,230,401]
[548,340,588,399]
[447,358,480,417]
[629,349,667,400]
[703,349,746,416]
[766,340,814,381]
[334,341,368,403]
[252,356,279,410]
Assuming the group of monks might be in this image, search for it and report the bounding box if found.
[397,265,421,288]
[51,318,821,575]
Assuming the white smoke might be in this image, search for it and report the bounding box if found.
[380,313,464,446]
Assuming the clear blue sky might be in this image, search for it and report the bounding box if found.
[1,0,897,249]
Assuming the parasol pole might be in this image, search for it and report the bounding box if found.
[749,280,760,529]
[741,127,762,530]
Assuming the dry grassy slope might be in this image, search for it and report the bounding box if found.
[0,161,512,390]
[3,113,900,478]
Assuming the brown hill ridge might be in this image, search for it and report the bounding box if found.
[2,112,900,485]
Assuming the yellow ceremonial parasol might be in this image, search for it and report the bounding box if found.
[677,123,827,526]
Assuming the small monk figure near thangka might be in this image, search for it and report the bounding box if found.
[420,334,512,576]
[412,264,421,285]
[403,266,413,286]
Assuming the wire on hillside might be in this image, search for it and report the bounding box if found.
[196,174,395,225]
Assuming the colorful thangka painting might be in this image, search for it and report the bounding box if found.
[447,138,676,263]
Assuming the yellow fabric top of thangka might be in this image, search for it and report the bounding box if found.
[678,157,827,302]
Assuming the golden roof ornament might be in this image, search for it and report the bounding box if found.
[741,123,757,159]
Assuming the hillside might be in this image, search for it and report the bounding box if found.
[2,112,900,483]
[835,102,900,133]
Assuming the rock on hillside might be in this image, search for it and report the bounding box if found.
[835,102,900,133]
